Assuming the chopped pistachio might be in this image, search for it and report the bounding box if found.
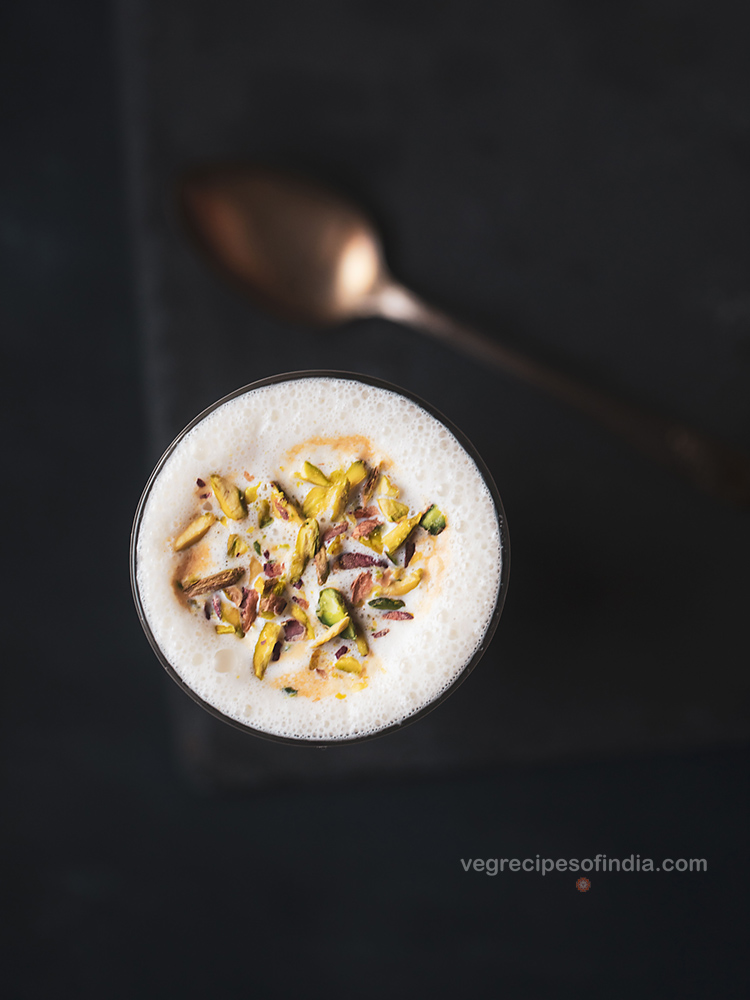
[302,485,327,518]
[372,567,423,598]
[354,631,369,657]
[257,500,272,528]
[270,482,303,524]
[289,518,320,583]
[314,545,329,584]
[420,504,447,535]
[378,497,409,522]
[345,460,367,487]
[317,587,349,627]
[302,461,330,486]
[258,578,287,618]
[209,474,246,520]
[244,484,259,504]
[253,621,283,679]
[310,615,352,648]
[382,513,421,555]
[327,534,343,557]
[174,512,217,552]
[253,540,262,556]
[182,566,245,598]
[335,655,363,674]
[220,601,241,628]
[368,597,405,610]
[248,556,263,581]
[215,624,237,635]
[227,533,249,557]
[361,463,381,505]
[328,470,350,522]
[282,687,298,696]
[290,603,314,639]
[378,474,399,497]
[316,586,358,641]
[358,524,383,554]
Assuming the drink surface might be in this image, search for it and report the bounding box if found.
[135,376,503,741]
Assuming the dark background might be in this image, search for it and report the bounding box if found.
[3,1,748,997]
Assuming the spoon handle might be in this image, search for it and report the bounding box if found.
[375,284,750,506]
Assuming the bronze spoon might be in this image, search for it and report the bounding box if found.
[179,165,750,506]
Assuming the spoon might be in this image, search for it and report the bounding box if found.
[179,165,750,506]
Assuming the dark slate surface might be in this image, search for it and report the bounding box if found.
[3,2,748,997]
[121,0,750,785]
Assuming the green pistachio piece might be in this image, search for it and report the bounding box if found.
[328,470,350,522]
[253,540,262,556]
[253,621,283,679]
[368,598,405,610]
[215,624,237,635]
[420,504,447,535]
[270,483,303,524]
[372,568,423,598]
[258,500,272,528]
[220,601,241,628]
[382,513,421,555]
[316,586,358,640]
[378,474,399,497]
[290,603,314,639]
[345,460,367,487]
[354,631,369,657]
[311,616,352,648]
[227,533,249,557]
[302,461,330,486]
[174,513,216,552]
[359,524,383,554]
[314,545,329,584]
[335,655,363,674]
[303,485,329,519]
[244,484,259,504]
[316,587,349,628]
[209,474,246,520]
[289,518,320,584]
[378,498,409,522]
[282,687,298,696]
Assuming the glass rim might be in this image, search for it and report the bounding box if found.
[130,369,511,747]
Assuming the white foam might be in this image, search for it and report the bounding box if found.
[135,377,503,741]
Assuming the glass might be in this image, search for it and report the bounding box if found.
[130,370,510,746]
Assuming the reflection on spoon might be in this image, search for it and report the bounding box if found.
[179,165,750,506]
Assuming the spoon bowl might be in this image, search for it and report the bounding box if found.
[180,167,386,324]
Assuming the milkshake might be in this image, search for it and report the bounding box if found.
[131,373,508,743]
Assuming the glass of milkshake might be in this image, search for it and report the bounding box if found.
[130,371,510,745]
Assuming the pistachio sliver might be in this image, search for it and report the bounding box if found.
[368,597,405,610]
[372,568,423,598]
[378,497,409,522]
[310,615,351,648]
[210,474,246,520]
[253,621,284,679]
[174,513,216,552]
[227,533,249,557]
[289,518,320,584]
[270,482,304,524]
[335,655,363,674]
[382,513,421,555]
[290,603,314,639]
[181,566,245,598]
[345,460,367,487]
[258,500,272,528]
[328,471,350,522]
[302,485,328,519]
[215,624,237,635]
[244,484,259,504]
[316,587,349,628]
[420,504,447,535]
[302,461,330,486]
[377,474,399,497]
